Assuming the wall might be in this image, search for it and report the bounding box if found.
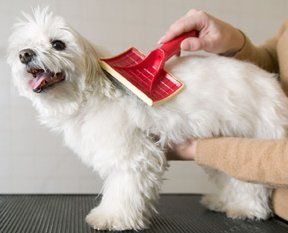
[0,0,287,193]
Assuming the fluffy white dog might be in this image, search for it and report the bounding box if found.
[7,8,288,231]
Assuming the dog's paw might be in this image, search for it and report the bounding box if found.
[225,207,271,220]
[86,206,147,231]
[86,207,124,231]
[201,194,225,212]
[201,194,271,220]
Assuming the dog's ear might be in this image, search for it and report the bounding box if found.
[77,34,117,98]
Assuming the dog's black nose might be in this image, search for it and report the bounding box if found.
[19,49,35,64]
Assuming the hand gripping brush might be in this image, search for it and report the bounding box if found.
[99,31,198,106]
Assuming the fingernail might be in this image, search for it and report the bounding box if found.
[157,36,165,44]
[180,43,188,50]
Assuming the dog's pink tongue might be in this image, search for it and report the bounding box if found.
[28,73,49,90]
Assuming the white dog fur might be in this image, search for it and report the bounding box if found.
[7,8,288,231]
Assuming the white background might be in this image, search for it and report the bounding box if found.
[0,0,287,193]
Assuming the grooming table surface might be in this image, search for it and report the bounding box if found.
[0,194,287,233]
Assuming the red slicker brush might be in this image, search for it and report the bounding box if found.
[99,30,198,106]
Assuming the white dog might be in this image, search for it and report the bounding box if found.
[7,8,288,231]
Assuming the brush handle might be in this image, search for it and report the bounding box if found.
[159,30,199,61]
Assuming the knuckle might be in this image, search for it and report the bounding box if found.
[197,10,207,17]
[187,8,198,15]
[208,35,221,47]
[213,32,221,41]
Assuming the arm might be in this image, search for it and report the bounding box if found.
[231,34,279,73]
[234,21,288,84]
[195,137,288,187]
[196,137,288,219]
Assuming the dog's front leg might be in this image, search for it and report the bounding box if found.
[86,137,167,231]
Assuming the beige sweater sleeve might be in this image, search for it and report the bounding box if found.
[233,33,279,73]
[195,138,288,187]
[235,21,288,95]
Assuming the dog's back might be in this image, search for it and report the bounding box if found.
[145,55,288,142]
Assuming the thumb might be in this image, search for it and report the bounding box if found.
[180,37,202,51]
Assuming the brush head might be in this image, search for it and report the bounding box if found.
[99,47,184,106]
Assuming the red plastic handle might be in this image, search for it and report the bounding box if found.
[159,30,199,61]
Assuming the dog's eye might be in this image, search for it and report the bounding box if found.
[51,40,66,51]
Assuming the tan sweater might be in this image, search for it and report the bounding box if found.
[195,22,288,221]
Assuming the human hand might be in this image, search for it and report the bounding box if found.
[158,9,245,55]
[166,139,197,161]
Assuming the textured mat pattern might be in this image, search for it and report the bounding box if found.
[0,194,287,233]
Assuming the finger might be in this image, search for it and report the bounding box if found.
[161,17,193,43]
[173,139,196,161]
[160,14,204,43]
[186,9,209,19]
[186,8,201,17]
[180,37,202,51]
[158,16,186,44]
[157,36,165,44]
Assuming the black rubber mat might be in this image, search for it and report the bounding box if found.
[0,194,287,233]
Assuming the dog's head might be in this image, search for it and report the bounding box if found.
[7,7,110,110]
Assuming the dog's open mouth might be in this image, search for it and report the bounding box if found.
[27,68,65,93]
